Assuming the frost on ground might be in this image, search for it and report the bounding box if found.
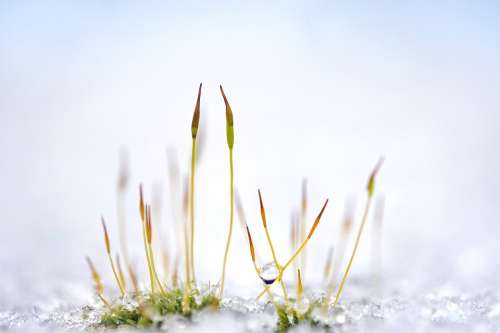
[2,280,500,333]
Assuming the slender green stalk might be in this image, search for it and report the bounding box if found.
[258,189,289,304]
[283,199,328,271]
[149,240,165,294]
[97,294,110,307]
[219,85,235,299]
[106,253,121,291]
[325,199,355,301]
[245,225,278,308]
[332,196,372,308]
[139,185,155,293]
[189,138,197,282]
[189,83,202,283]
[115,254,127,292]
[127,264,140,297]
[146,205,166,294]
[85,256,110,307]
[219,148,234,298]
[101,217,125,296]
[332,158,384,308]
[256,199,329,300]
[142,218,155,293]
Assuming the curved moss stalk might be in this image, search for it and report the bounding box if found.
[139,185,156,293]
[245,225,278,308]
[85,256,110,307]
[256,199,329,300]
[258,189,289,304]
[219,85,235,299]
[146,205,166,294]
[127,264,140,297]
[189,83,202,283]
[115,254,127,292]
[101,217,125,296]
[325,199,354,301]
[332,158,384,308]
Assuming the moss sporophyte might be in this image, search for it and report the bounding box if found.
[84,84,384,332]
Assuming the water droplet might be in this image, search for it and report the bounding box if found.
[259,262,279,285]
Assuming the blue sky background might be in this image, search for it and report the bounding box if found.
[1,1,499,302]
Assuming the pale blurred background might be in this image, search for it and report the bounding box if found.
[1,1,499,307]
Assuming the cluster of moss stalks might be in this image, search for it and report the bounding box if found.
[98,293,333,332]
[98,288,219,329]
[85,84,384,332]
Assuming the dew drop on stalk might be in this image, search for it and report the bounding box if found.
[259,262,279,285]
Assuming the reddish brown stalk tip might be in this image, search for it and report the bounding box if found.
[245,225,256,263]
[85,256,96,273]
[139,184,145,221]
[367,157,384,196]
[85,256,104,295]
[219,85,228,105]
[101,216,111,254]
[191,83,202,138]
[306,199,329,240]
[219,85,233,126]
[257,189,267,228]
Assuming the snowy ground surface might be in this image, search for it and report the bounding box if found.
[2,277,500,333]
